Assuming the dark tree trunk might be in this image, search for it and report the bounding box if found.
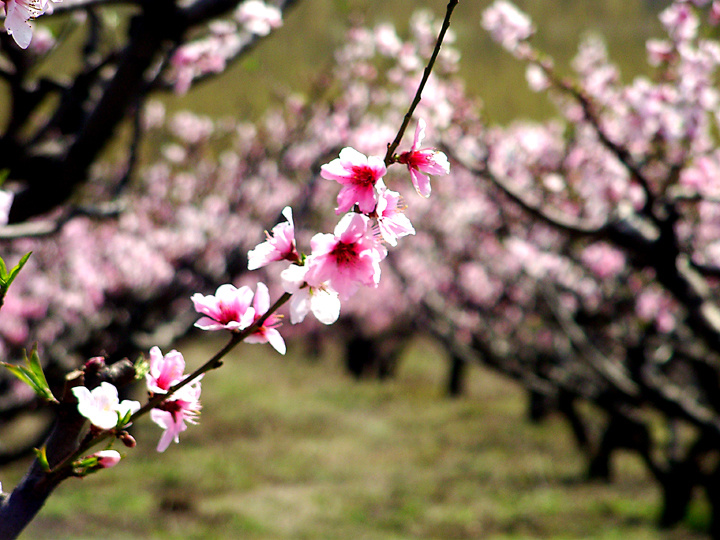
[447,354,466,397]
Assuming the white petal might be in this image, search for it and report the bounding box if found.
[311,290,341,325]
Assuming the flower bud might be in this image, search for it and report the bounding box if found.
[119,431,137,448]
[93,450,121,469]
[84,356,106,374]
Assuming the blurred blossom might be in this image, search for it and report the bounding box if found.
[481,0,534,56]
[660,3,699,42]
[169,24,240,95]
[580,243,626,279]
[234,0,282,36]
[525,63,550,92]
[142,100,166,130]
[712,2,720,25]
[374,23,402,56]
[170,112,214,144]
[646,39,675,66]
[27,24,54,54]
[162,143,187,164]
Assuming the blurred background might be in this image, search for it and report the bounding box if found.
[5,0,714,538]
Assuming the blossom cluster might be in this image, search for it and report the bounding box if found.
[167,0,282,94]
[192,120,448,345]
[145,346,202,453]
[66,117,448,456]
[72,347,202,453]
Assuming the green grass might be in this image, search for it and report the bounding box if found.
[1,335,707,539]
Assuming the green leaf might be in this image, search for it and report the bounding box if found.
[1,347,57,403]
[117,409,133,428]
[33,446,50,472]
[0,169,8,188]
[27,347,51,395]
[5,252,31,287]
[1,363,36,390]
[0,252,31,310]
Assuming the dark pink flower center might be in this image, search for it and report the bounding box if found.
[352,166,378,187]
[330,241,359,267]
[217,302,238,324]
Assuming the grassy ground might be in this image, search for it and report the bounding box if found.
[2,335,708,539]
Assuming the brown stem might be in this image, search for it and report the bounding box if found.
[383,0,459,166]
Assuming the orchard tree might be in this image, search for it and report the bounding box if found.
[390,0,720,532]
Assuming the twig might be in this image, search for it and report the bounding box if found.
[383,0,459,166]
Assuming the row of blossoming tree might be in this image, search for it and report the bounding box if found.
[2,0,720,536]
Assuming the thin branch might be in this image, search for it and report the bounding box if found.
[453,149,608,238]
[383,0,459,166]
[0,201,125,240]
[540,281,640,398]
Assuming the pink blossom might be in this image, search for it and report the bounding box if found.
[481,0,534,55]
[305,213,387,301]
[27,23,52,53]
[243,282,286,354]
[660,3,699,43]
[234,0,282,36]
[92,450,121,469]
[712,1,720,25]
[526,64,550,92]
[375,188,415,246]
[150,379,202,453]
[247,206,298,270]
[72,382,140,431]
[146,346,186,394]
[397,119,450,198]
[168,23,240,95]
[321,147,387,214]
[646,39,675,66]
[280,263,341,325]
[580,243,626,279]
[191,284,255,331]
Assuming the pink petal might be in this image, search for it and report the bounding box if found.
[410,168,431,198]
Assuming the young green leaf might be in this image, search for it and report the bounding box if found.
[6,252,31,287]
[0,252,31,310]
[1,347,57,403]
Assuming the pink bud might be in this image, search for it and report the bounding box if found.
[119,431,137,448]
[93,450,121,469]
[84,356,106,372]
